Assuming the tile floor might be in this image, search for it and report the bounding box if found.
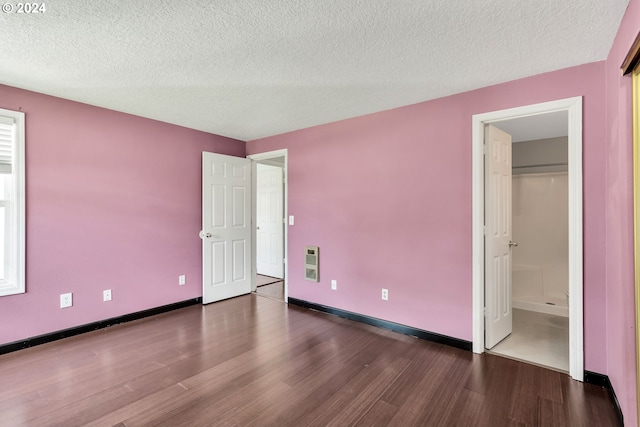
[489,308,569,372]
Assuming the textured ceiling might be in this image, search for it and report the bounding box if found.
[0,0,630,141]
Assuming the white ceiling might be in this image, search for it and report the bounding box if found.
[0,0,630,141]
[493,111,568,143]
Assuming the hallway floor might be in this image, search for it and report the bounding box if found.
[489,308,569,372]
[255,274,284,301]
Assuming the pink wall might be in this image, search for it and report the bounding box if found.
[605,0,640,424]
[248,62,608,372]
[0,85,245,345]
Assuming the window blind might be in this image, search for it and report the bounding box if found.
[0,116,14,174]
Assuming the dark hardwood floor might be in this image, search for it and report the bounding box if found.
[0,294,619,426]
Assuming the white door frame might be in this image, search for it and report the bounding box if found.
[248,149,288,302]
[472,97,583,381]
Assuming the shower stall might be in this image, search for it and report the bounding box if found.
[512,171,568,317]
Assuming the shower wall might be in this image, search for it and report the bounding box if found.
[511,138,569,317]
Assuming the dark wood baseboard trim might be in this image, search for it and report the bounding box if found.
[584,371,624,426]
[0,297,202,356]
[287,297,472,351]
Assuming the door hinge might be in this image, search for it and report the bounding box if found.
[483,144,487,155]
[283,258,287,264]
[483,307,487,317]
[483,225,486,235]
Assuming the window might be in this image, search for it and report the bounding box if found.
[0,108,25,296]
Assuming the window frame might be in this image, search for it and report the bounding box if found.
[0,108,25,297]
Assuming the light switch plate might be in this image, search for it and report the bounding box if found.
[289,215,294,225]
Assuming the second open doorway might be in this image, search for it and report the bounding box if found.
[249,149,288,302]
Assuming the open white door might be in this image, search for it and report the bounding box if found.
[256,163,284,278]
[201,152,252,304]
[485,124,513,349]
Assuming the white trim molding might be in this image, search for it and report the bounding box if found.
[472,97,583,381]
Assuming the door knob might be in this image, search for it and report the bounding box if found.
[199,230,212,239]
[509,241,518,248]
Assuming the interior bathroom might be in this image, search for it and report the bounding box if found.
[490,135,570,371]
[512,137,569,316]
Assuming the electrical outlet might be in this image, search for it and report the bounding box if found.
[103,289,112,302]
[60,292,73,308]
[179,275,186,286]
[331,280,337,290]
[382,288,389,301]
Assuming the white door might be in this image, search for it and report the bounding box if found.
[485,125,513,349]
[256,164,284,278]
[201,152,252,304]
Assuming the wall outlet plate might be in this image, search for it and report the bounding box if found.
[179,275,186,285]
[103,289,112,302]
[331,280,337,290]
[60,292,73,308]
[382,288,389,301]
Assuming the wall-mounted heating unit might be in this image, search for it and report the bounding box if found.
[305,246,319,282]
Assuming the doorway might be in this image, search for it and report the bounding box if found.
[486,121,569,371]
[248,149,288,302]
[256,162,284,279]
[255,160,285,301]
[471,97,584,381]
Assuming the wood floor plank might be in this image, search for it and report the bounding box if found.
[0,294,621,426]
[91,318,339,424]
[239,336,389,426]
[354,400,399,427]
[22,304,298,425]
[538,396,569,427]
[509,361,541,425]
[469,352,522,425]
[291,341,414,427]
[443,388,487,426]
[412,349,476,425]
